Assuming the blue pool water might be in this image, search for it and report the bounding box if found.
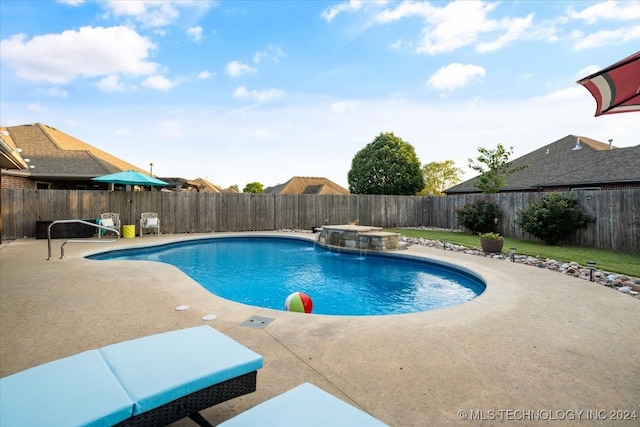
[87,236,485,316]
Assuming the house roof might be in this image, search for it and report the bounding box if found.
[263,176,350,195]
[0,126,28,170]
[159,177,235,193]
[445,135,640,194]
[1,123,145,179]
[193,177,228,192]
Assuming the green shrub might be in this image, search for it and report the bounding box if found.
[479,232,503,240]
[516,193,593,245]
[456,199,502,234]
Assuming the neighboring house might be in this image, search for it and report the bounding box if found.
[0,123,229,192]
[263,176,350,195]
[160,177,237,193]
[445,135,640,194]
[0,123,145,190]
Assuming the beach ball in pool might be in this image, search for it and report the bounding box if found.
[285,292,313,313]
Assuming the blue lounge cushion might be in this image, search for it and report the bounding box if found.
[0,326,264,426]
[99,325,264,416]
[0,350,134,427]
[218,383,389,427]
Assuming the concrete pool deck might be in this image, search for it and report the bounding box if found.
[1,232,638,426]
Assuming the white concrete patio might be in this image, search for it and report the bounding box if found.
[1,232,638,426]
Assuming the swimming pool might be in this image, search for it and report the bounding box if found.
[87,236,485,316]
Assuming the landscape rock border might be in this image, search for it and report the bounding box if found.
[398,232,640,300]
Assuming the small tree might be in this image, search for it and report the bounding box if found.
[456,199,503,234]
[243,182,264,193]
[468,143,525,193]
[348,132,424,195]
[229,184,239,193]
[419,160,463,196]
[516,193,593,245]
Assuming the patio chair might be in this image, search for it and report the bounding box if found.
[0,326,263,427]
[99,212,121,238]
[219,383,389,427]
[140,212,160,236]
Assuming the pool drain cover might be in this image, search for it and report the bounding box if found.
[241,315,274,329]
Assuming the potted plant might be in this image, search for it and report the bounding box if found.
[479,232,504,253]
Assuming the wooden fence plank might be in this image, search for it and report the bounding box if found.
[1,189,638,253]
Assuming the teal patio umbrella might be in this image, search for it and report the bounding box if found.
[92,170,169,229]
[92,170,169,187]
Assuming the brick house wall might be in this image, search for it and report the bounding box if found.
[1,175,33,189]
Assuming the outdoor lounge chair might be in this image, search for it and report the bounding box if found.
[0,326,263,427]
[99,212,121,238]
[139,212,160,236]
[219,383,389,426]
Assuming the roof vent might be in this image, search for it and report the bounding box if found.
[572,137,582,151]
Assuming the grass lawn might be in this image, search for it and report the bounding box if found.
[385,228,640,278]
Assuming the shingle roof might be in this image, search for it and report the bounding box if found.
[263,176,350,195]
[3,123,144,178]
[0,126,28,169]
[159,177,233,193]
[193,177,228,192]
[445,135,640,194]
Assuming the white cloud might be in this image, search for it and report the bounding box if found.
[97,75,131,93]
[536,86,584,101]
[187,26,203,42]
[253,45,286,63]
[197,70,215,79]
[373,1,536,55]
[390,38,405,50]
[142,75,178,91]
[567,1,640,24]
[58,0,85,5]
[322,0,364,22]
[38,87,68,98]
[233,86,284,102]
[101,0,213,28]
[0,26,157,84]
[572,25,640,50]
[476,14,534,53]
[576,65,600,79]
[226,61,257,77]
[416,2,500,55]
[375,1,434,23]
[426,63,486,92]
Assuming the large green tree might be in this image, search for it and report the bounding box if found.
[348,132,424,195]
[419,160,463,196]
[243,182,264,193]
[468,143,525,193]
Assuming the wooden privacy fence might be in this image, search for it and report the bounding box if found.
[1,189,638,253]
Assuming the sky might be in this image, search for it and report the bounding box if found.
[1,1,639,190]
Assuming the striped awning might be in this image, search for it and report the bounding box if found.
[577,50,640,117]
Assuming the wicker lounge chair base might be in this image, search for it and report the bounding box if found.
[115,371,257,427]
